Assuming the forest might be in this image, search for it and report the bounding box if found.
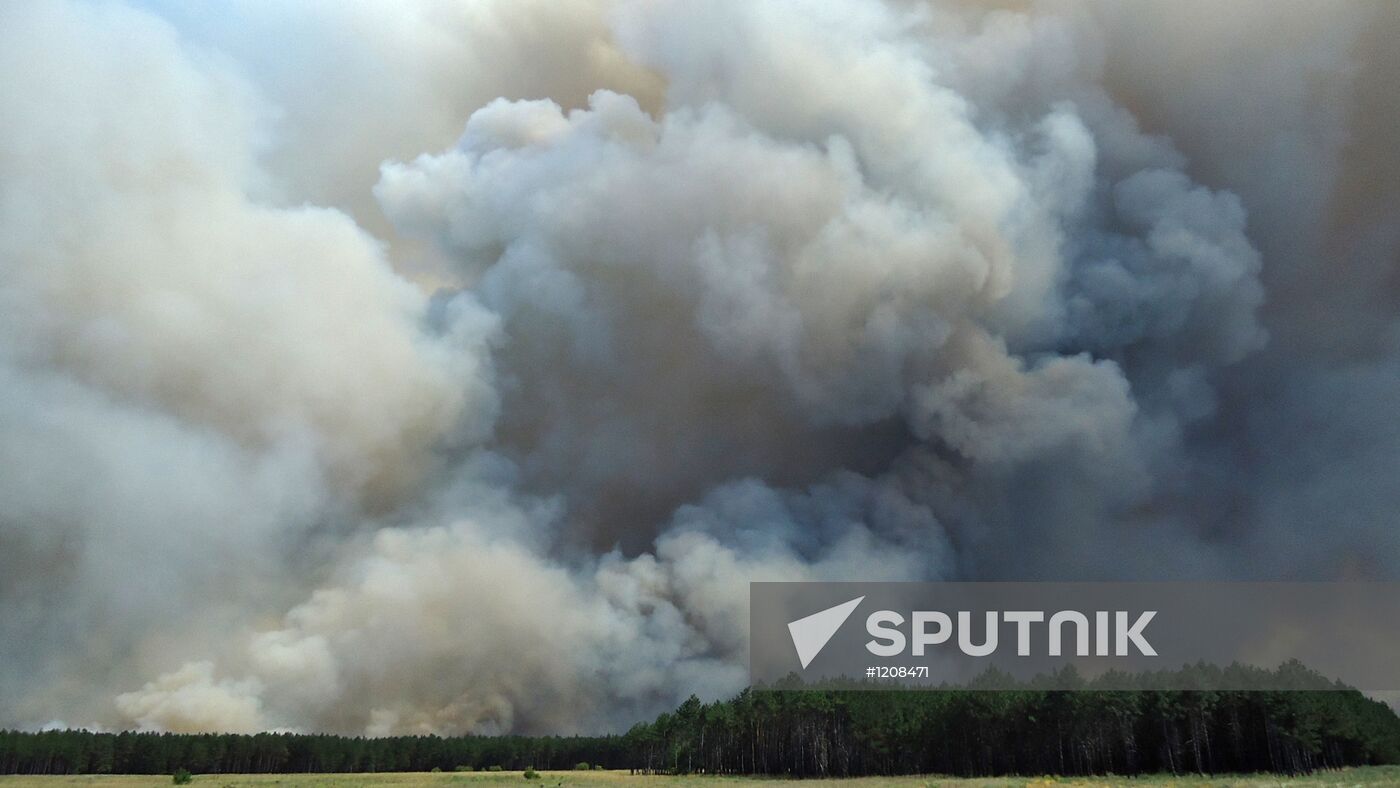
[3,663,1398,778]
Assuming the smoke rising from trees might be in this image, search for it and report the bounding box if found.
[1,0,1397,736]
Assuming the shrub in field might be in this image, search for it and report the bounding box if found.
[488,765,503,772]
[593,765,604,770]
[522,767,539,779]
[574,762,590,770]
[172,769,192,785]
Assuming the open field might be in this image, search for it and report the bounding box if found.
[2,767,1399,788]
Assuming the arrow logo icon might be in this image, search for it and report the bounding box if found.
[787,596,864,669]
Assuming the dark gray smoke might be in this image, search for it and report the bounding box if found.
[1,0,1396,735]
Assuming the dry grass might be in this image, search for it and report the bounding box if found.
[1,766,1397,788]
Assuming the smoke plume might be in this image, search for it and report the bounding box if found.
[1,0,1397,734]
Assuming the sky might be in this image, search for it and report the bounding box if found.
[1,0,1398,736]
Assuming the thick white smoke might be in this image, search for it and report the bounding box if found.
[0,0,495,726]
[1,0,1397,734]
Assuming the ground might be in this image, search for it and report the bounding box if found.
[2,767,1399,788]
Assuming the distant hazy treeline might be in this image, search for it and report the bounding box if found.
[4,664,1398,778]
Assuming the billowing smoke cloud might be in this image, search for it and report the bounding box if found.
[1,0,1397,734]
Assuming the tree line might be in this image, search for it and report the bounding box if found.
[0,729,626,777]
[3,662,1397,777]
[624,662,1400,777]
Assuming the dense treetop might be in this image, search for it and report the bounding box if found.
[4,664,1397,778]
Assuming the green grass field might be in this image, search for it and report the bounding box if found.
[2,767,1398,788]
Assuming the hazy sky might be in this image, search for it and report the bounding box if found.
[1,0,1397,736]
